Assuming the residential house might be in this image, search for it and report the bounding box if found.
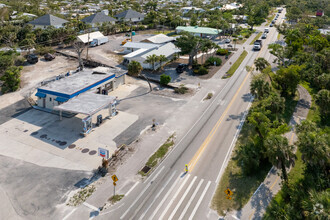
[115,9,144,22]
[81,12,116,28]
[28,14,68,29]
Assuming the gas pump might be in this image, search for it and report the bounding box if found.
[82,116,92,136]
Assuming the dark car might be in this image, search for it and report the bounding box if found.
[44,53,55,61]
[270,23,274,27]
[176,64,188,73]
[26,54,38,64]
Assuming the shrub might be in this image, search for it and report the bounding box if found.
[160,74,171,85]
[192,62,202,70]
[216,48,229,56]
[204,92,213,100]
[205,56,222,66]
[238,35,243,40]
[35,46,55,56]
[174,85,189,94]
[197,66,208,75]
[232,34,238,38]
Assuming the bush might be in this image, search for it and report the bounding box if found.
[160,74,171,85]
[197,66,208,75]
[35,46,55,56]
[205,56,222,67]
[216,48,229,56]
[174,85,189,94]
[192,62,202,70]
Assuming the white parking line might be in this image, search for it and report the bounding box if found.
[125,182,139,196]
[168,176,197,220]
[159,174,191,220]
[178,179,204,220]
[138,171,177,220]
[120,166,165,219]
[148,173,182,220]
[188,181,211,220]
[62,208,77,220]
[83,202,99,211]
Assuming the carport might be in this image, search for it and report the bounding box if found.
[53,92,117,136]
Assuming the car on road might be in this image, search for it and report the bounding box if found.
[44,53,55,61]
[26,54,38,64]
[262,33,267,39]
[176,64,188,73]
[227,44,233,48]
[264,28,269,33]
[224,38,231,43]
[270,23,274,27]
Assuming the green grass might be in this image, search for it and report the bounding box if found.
[223,50,248,78]
[249,32,263,45]
[140,134,175,175]
[266,14,276,26]
[277,33,281,40]
[108,194,124,204]
[300,81,321,123]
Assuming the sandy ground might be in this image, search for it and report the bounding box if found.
[0,56,77,110]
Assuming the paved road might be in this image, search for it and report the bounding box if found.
[90,12,284,220]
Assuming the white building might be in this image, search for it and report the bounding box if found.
[77,31,105,44]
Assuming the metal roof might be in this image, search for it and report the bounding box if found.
[142,34,175,44]
[77,31,105,43]
[28,14,68,26]
[81,12,116,24]
[176,26,221,35]
[115,9,144,19]
[53,93,116,116]
[122,42,159,49]
[141,42,180,59]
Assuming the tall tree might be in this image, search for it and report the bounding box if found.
[0,66,22,93]
[254,57,270,72]
[265,134,296,182]
[274,65,301,97]
[144,54,159,70]
[158,55,168,69]
[315,89,330,122]
[250,75,271,99]
[127,60,142,76]
[73,41,85,70]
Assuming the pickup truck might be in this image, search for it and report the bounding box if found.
[253,40,262,50]
[90,37,108,47]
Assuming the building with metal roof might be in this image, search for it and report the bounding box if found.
[141,34,175,44]
[176,26,221,37]
[77,31,105,44]
[28,14,68,29]
[114,9,144,22]
[81,12,116,27]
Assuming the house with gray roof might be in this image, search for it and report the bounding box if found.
[81,12,116,27]
[114,9,144,22]
[28,14,68,29]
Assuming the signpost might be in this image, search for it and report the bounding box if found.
[224,187,233,200]
[112,174,118,196]
[98,147,109,159]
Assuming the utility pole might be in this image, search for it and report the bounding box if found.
[86,30,90,60]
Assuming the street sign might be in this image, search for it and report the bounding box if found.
[113,182,117,186]
[224,188,233,196]
[226,196,232,200]
[112,174,118,182]
[98,147,109,159]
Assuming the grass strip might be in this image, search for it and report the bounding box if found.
[249,32,263,45]
[223,50,248,78]
[108,194,124,204]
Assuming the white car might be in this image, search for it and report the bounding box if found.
[224,38,231,43]
[264,28,269,33]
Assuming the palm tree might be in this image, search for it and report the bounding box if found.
[144,54,159,71]
[250,75,271,99]
[265,134,296,183]
[158,55,168,69]
[254,57,270,72]
[127,60,142,76]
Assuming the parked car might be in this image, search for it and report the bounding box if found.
[26,54,38,64]
[224,38,231,43]
[176,64,188,73]
[44,53,55,61]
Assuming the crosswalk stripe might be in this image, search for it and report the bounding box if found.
[178,179,204,220]
[188,181,211,220]
[148,173,184,220]
[138,171,177,220]
[159,174,191,220]
[168,176,197,220]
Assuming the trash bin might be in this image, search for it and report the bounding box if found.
[97,115,102,126]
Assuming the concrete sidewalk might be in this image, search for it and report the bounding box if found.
[226,85,312,220]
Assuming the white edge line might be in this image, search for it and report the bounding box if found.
[253,183,264,196]
[231,214,240,220]
[138,171,177,220]
[62,208,77,220]
[215,96,254,183]
[169,176,197,220]
[159,174,191,220]
[83,202,99,211]
[125,182,139,197]
[188,181,211,220]
[178,179,204,220]
[120,166,165,219]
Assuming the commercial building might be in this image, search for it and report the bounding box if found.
[175,26,221,37]
[35,67,125,111]
[77,31,106,44]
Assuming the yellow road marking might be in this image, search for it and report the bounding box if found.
[188,47,265,172]
[270,176,279,190]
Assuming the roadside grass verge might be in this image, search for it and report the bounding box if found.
[139,133,175,176]
[266,14,276,26]
[67,185,96,206]
[212,91,300,215]
[300,81,321,123]
[222,50,248,78]
[108,194,124,204]
[277,33,281,40]
[249,32,263,45]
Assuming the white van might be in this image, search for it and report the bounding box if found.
[264,28,269,33]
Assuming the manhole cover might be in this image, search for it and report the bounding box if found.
[81,148,89,153]
[89,150,97,155]
[68,144,76,149]
[141,166,151,174]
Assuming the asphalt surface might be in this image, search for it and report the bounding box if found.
[90,13,283,220]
